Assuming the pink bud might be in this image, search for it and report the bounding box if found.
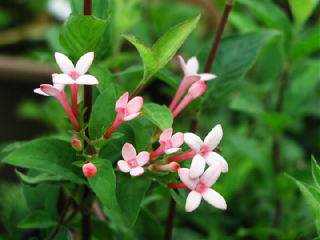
[72,139,82,152]
[82,163,97,178]
[152,162,180,172]
[187,81,207,99]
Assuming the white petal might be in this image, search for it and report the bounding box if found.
[202,188,227,210]
[75,52,94,75]
[200,162,222,187]
[123,112,141,121]
[186,191,202,212]
[53,74,75,84]
[75,75,99,85]
[126,96,143,114]
[184,133,203,152]
[136,151,149,166]
[164,148,181,155]
[178,168,199,189]
[55,52,74,74]
[170,132,184,148]
[178,55,187,76]
[40,84,61,96]
[160,128,173,141]
[205,152,228,173]
[116,92,129,109]
[34,88,49,96]
[122,143,136,161]
[204,124,223,151]
[117,160,130,172]
[186,57,199,76]
[189,154,206,179]
[130,167,144,176]
[53,83,65,92]
[198,73,217,81]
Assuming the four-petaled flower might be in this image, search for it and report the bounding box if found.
[116,92,143,121]
[184,124,228,179]
[118,143,150,176]
[178,162,227,212]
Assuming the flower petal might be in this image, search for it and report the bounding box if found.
[189,154,206,179]
[205,152,228,173]
[178,55,187,76]
[53,83,65,92]
[53,74,75,84]
[170,132,184,148]
[34,88,49,96]
[164,148,181,155]
[178,168,199,189]
[198,73,217,81]
[130,167,144,176]
[116,92,129,109]
[184,133,203,152]
[123,112,141,121]
[204,124,223,151]
[127,96,143,114]
[122,143,136,161]
[160,128,173,141]
[75,52,94,75]
[186,191,202,212]
[136,151,149,166]
[200,162,222,187]
[55,52,74,74]
[186,57,199,76]
[40,84,61,96]
[202,188,227,210]
[75,75,98,85]
[117,160,130,172]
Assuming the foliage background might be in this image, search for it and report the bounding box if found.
[0,0,319,239]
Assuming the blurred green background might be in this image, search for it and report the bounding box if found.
[0,0,319,239]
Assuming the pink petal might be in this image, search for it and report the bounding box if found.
[203,124,223,151]
[75,52,94,75]
[170,132,184,148]
[160,128,173,141]
[34,88,49,96]
[189,154,206,179]
[164,148,181,155]
[178,55,187,76]
[53,83,65,92]
[53,74,75,84]
[123,112,141,121]
[184,133,203,152]
[185,75,201,84]
[40,84,61,96]
[136,151,149,166]
[75,75,98,85]
[55,52,74,74]
[198,73,217,81]
[205,152,228,173]
[186,57,199,76]
[122,143,137,161]
[117,160,131,172]
[187,81,207,99]
[178,168,199,189]
[202,188,227,210]
[200,162,222,187]
[127,96,143,115]
[186,191,202,212]
[130,167,144,176]
[116,92,129,109]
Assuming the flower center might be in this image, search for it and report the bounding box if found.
[200,145,210,157]
[195,181,207,194]
[128,159,138,168]
[164,140,172,150]
[69,71,81,80]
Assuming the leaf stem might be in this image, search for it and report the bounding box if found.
[164,189,179,240]
[129,83,145,100]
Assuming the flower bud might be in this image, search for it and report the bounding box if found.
[82,162,97,178]
[152,162,180,172]
[72,139,82,152]
[187,81,207,99]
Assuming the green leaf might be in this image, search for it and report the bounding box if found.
[72,160,86,167]
[3,138,86,184]
[88,161,116,210]
[54,226,71,240]
[89,65,115,93]
[15,170,67,185]
[230,92,264,114]
[153,14,200,69]
[261,112,291,134]
[198,31,278,107]
[288,0,317,28]
[154,68,180,89]
[122,34,159,82]
[116,174,151,226]
[312,156,320,189]
[128,120,152,152]
[91,219,115,240]
[170,189,181,204]
[141,103,173,131]
[286,174,320,235]
[89,84,117,139]
[18,210,56,229]
[60,15,110,58]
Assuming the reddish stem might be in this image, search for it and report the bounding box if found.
[150,145,164,160]
[172,95,193,118]
[167,183,189,189]
[70,84,79,118]
[167,151,196,163]
[103,114,123,139]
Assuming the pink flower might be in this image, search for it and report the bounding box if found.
[117,143,150,176]
[152,162,180,172]
[83,162,97,178]
[184,124,227,179]
[104,92,143,139]
[178,162,227,212]
[150,128,184,159]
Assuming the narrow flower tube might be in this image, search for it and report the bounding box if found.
[104,114,123,139]
[167,183,189,189]
[167,151,196,163]
[152,162,180,172]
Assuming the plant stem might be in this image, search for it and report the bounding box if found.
[129,83,145,100]
[164,189,178,240]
